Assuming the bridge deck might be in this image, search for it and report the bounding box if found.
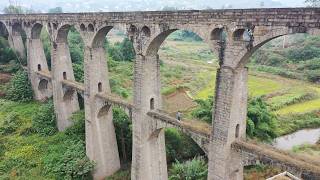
[147,110,211,138]
[232,140,320,175]
[95,93,133,109]
[61,79,85,92]
[36,70,51,79]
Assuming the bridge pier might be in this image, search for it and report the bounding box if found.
[8,25,26,60]
[84,46,120,179]
[26,25,52,101]
[51,39,79,131]
[131,54,167,180]
[208,66,248,180]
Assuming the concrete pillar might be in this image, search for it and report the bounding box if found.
[208,66,248,180]
[26,36,52,100]
[51,40,79,131]
[8,28,26,60]
[131,54,167,180]
[83,46,120,179]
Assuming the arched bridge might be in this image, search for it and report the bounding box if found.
[1,8,320,180]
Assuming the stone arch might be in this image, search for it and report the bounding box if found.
[145,29,178,56]
[235,27,308,68]
[145,27,212,57]
[88,24,94,32]
[56,24,72,43]
[91,25,113,48]
[211,28,226,41]
[97,104,111,118]
[80,23,86,31]
[233,29,246,41]
[38,79,48,91]
[31,23,43,39]
[141,26,151,37]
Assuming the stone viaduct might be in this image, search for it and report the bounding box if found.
[0,8,320,180]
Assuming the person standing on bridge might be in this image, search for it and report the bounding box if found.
[176,111,182,121]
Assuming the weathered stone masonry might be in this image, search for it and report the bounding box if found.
[1,8,320,180]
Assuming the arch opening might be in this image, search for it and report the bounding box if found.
[141,26,151,37]
[150,98,155,110]
[88,24,94,32]
[80,24,86,31]
[37,64,41,71]
[211,28,226,41]
[235,124,240,138]
[38,79,48,91]
[98,82,102,92]
[63,72,67,80]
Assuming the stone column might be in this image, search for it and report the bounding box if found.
[83,46,120,179]
[208,66,248,180]
[8,28,26,60]
[131,54,167,180]
[51,40,79,131]
[26,35,52,100]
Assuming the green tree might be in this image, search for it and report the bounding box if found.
[5,70,33,102]
[113,108,132,163]
[246,98,278,142]
[192,97,278,141]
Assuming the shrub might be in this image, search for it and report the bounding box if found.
[192,96,214,123]
[306,70,320,83]
[5,70,33,102]
[72,63,84,83]
[0,37,16,64]
[169,157,207,180]
[0,112,19,135]
[32,100,57,136]
[43,139,94,180]
[246,97,278,142]
[65,110,85,141]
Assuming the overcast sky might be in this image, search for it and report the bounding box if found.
[0,0,308,13]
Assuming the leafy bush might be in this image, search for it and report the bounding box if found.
[43,139,94,180]
[32,100,57,136]
[306,70,320,83]
[65,110,85,141]
[169,157,207,180]
[5,70,33,102]
[246,98,278,142]
[191,96,213,123]
[0,112,19,135]
[72,63,84,83]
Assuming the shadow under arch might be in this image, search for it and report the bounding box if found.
[63,88,76,101]
[149,127,205,163]
[0,21,9,39]
[97,104,112,118]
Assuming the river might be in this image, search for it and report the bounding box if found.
[273,128,320,150]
